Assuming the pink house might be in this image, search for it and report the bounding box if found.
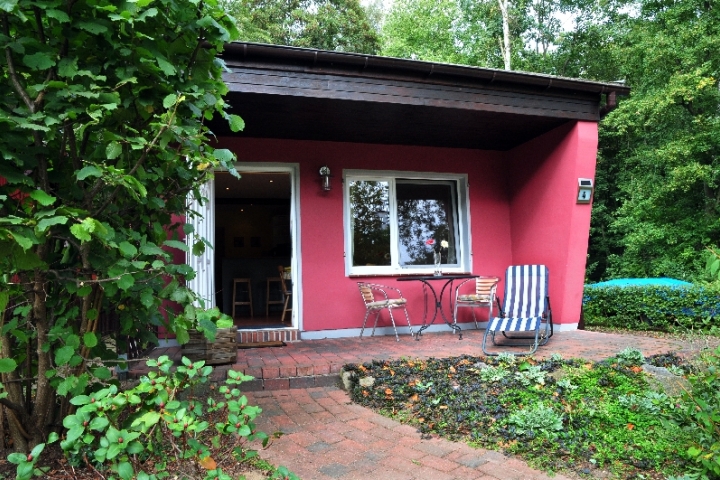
[182,42,629,343]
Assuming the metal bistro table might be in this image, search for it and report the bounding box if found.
[397,274,477,340]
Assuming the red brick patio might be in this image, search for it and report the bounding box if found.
[132,329,717,391]
[129,330,717,480]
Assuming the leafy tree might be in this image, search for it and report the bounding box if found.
[0,0,241,452]
[593,0,720,280]
[223,0,381,53]
[382,0,570,71]
[381,0,464,63]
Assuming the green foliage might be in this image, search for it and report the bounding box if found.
[583,284,720,333]
[6,442,50,480]
[345,352,697,478]
[706,247,720,283]
[590,0,720,281]
[381,0,464,63]
[55,355,289,479]
[669,346,720,479]
[507,403,564,437]
[223,0,380,53]
[615,347,645,367]
[0,0,241,451]
[514,363,547,386]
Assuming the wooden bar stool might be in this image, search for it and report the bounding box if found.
[232,278,253,318]
[266,277,283,316]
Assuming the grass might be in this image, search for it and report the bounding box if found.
[344,347,708,479]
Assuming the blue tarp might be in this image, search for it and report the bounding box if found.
[585,278,692,288]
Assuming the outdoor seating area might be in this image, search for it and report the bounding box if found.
[356,264,553,356]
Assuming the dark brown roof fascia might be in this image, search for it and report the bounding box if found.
[221,42,631,98]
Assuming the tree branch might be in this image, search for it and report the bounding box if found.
[2,14,36,112]
[33,7,46,44]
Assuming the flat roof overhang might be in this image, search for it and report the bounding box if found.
[215,43,630,151]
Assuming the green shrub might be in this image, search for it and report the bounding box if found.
[582,284,720,332]
[9,355,298,480]
[670,346,720,479]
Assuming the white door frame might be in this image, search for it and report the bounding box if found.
[188,163,302,329]
[185,180,215,308]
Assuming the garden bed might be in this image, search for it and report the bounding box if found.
[344,347,719,479]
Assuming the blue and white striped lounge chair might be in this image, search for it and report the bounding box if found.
[482,265,553,356]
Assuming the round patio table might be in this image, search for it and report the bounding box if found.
[397,274,477,340]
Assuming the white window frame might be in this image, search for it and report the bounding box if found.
[343,169,471,276]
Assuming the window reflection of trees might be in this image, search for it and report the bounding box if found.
[350,180,391,266]
[350,179,458,268]
[397,182,456,266]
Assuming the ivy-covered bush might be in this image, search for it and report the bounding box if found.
[582,284,720,332]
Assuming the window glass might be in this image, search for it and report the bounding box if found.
[396,181,457,266]
[349,180,391,267]
[345,172,468,275]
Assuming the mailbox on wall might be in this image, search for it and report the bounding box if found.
[577,178,594,204]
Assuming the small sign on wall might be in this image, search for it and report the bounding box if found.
[577,178,594,204]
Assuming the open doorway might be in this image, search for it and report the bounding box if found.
[214,170,293,329]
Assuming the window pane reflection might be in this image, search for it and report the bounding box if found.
[349,180,391,266]
[397,181,457,266]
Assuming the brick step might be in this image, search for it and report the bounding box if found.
[236,328,299,344]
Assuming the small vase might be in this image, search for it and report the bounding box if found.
[433,251,442,276]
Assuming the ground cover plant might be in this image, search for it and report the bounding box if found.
[345,348,720,479]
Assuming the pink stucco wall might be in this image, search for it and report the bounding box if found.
[216,120,597,334]
[505,121,598,328]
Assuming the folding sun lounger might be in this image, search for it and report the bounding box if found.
[482,264,553,356]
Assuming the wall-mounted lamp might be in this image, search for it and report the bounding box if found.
[319,165,332,191]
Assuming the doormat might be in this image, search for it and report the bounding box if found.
[237,341,286,349]
[236,324,289,330]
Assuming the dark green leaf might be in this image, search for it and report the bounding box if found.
[55,345,75,365]
[117,274,135,290]
[30,190,56,206]
[157,57,176,76]
[77,166,102,180]
[23,52,55,70]
[0,0,19,13]
[163,94,178,109]
[93,367,112,380]
[76,21,108,34]
[83,332,98,348]
[36,215,68,233]
[163,240,188,252]
[106,141,122,160]
[0,358,17,373]
[118,241,138,257]
[228,114,245,132]
[213,148,234,163]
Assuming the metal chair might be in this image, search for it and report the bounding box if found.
[482,265,552,356]
[277,265,292,324]
[357,283,413,341]
[453,276,499,329]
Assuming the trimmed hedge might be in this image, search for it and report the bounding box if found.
[582,284,720,332]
